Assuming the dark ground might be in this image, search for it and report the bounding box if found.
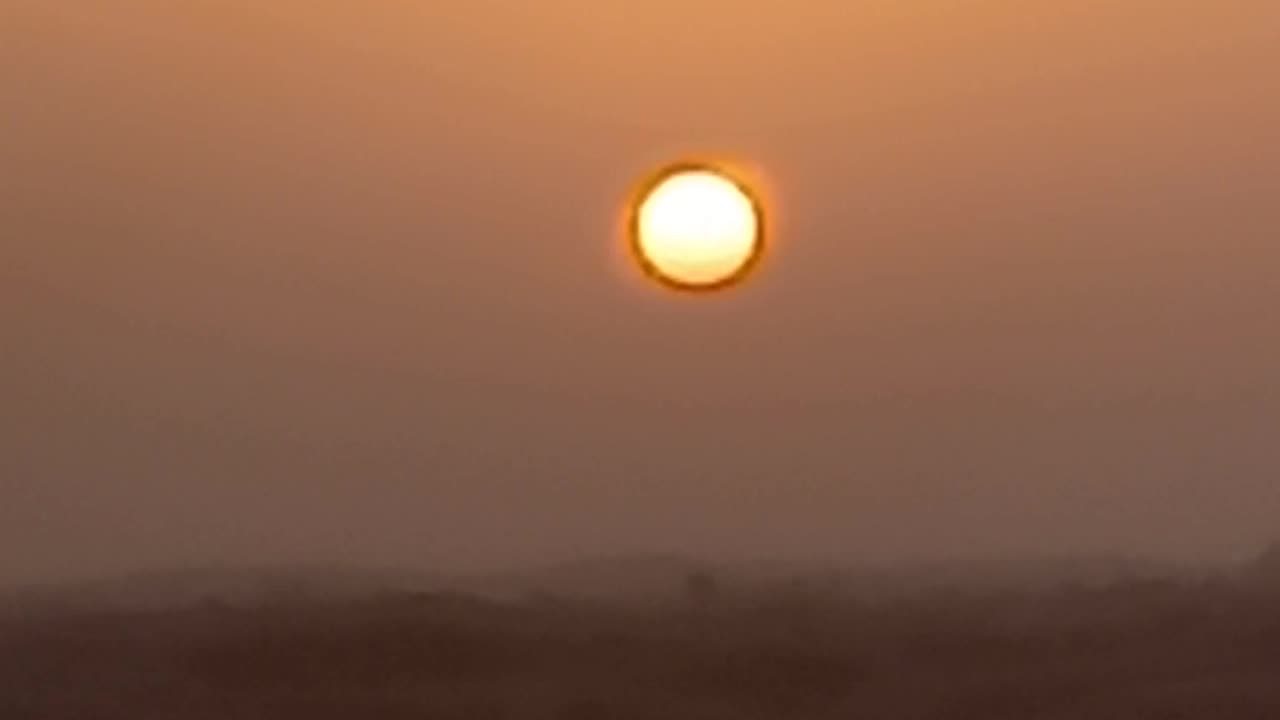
[3,573,1280,719]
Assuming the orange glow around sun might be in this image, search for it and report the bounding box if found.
[627,163,765,292]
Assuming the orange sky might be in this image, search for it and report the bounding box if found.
[3,0,1279,581]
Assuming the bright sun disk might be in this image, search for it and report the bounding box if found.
[628,164,764,291]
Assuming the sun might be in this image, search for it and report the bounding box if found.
[627,163,765,292]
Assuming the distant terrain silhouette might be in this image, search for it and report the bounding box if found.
[4,553,1280,719]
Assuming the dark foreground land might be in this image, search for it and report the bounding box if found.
[3,577,1280,719]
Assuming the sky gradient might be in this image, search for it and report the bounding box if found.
[4,0,1279,582]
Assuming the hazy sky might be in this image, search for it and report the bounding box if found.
[4,0,1279,582]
